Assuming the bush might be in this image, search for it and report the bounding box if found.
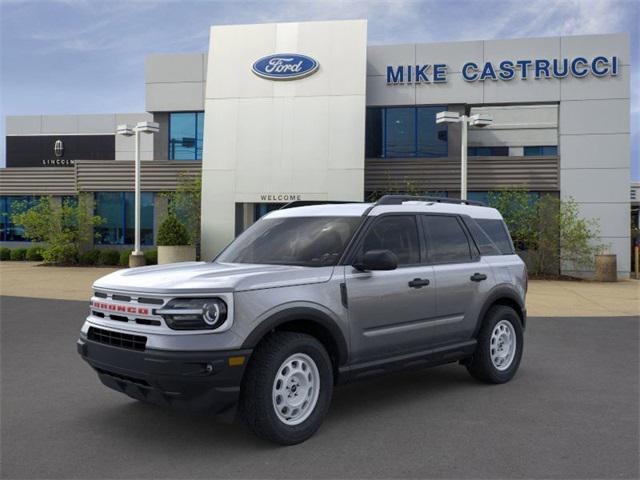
[10,196,104,265]
[144,249,158,265]
[157,214,190,246]
[98,250,120,266]
[0,248,10,261]
[79,249,101,266]
[25,246,44,261]
[42,244,79,265]
[119,250,130,267]
[10,248,27,261]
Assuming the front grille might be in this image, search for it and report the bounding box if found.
[88,327,147,351]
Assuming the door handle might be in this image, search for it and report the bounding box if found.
[408,278,430,288]
[470,272,487,282]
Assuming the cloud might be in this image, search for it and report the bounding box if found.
[1,0,638,176]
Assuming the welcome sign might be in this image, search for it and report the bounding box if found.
[386,55,620,84]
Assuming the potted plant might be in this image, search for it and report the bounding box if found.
[156,214,196,264]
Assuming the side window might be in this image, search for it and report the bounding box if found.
[463,217,501,256]
[360,215,420,265]
[422,215,472,263]
[476,219,515,254]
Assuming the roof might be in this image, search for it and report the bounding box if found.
[264,200,503,220]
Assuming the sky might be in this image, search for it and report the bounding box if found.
[1,0,638,179]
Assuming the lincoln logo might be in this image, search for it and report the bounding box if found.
[90,300,149,316]
[252,53,319,80]
[54,139,64,158]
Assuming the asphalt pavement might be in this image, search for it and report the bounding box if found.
[1,296,638,479]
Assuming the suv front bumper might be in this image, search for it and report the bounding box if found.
[77,336,252,414]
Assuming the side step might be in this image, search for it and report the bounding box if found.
[336,340,477,384]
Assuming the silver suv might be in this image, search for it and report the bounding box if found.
[78,195,527,444]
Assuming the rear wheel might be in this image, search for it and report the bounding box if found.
[240,331,333,445]
[466,305,523,384]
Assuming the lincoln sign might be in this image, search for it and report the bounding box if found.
[386,55,620,84]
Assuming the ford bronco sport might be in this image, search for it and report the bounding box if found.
[78,195,527,444]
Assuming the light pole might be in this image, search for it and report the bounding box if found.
[116,121,159,267]
[436,111,492,200]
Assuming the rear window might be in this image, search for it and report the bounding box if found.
[475,219,515,254]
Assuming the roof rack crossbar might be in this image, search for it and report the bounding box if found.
[373,195,485,207]
[279,200,363,210]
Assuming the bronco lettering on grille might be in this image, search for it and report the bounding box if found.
[90,300,150,316]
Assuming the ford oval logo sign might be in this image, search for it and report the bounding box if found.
[252,53,319,80]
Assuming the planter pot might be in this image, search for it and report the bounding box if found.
[158,245,196,265]
[594,254,617,282]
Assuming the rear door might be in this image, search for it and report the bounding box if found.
[344,214,437,363]
[422,214,495,342]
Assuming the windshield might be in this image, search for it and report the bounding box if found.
[217,216,362,267]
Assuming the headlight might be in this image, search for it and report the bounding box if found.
[156,298,228,331]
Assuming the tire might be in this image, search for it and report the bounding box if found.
[239,331,333,445]
[466,305,523,384]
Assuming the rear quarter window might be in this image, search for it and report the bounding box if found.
[475,219,515,255]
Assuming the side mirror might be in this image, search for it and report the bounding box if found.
[353,249,398,271]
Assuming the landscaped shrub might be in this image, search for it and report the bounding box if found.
[79,249,101,266]
[11,195,104,265]
[10,248,27,261]
[157,214,190,246]
[144,249,158,265]
[0,248,10,261]
[119,250,130,267]
[98,250,120,266]
[42,244,79,265]
[25,246,44,261]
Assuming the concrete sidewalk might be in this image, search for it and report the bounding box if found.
[0,261,638,317]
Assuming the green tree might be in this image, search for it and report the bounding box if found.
[11,196,104,265]
[487,189,604,276]
[163,173,201,245]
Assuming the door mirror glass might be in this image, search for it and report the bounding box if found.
[353,249,398,271]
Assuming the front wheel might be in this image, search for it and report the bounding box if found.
[466,305,523,384]
[239,332,333,445]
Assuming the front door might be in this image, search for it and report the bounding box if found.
[345,214,437,363]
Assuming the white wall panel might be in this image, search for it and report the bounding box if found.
[560,99,629,135]
[560,168,629,203]
[201,20,367,259]
[560,134,629,169]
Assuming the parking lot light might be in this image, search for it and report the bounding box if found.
[436,111,493,200]
[116,121,159,267]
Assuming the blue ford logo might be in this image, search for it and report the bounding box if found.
[252,53,319,80]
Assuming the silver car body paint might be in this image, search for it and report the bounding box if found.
[82,201,526,362]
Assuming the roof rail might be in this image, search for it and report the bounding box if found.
[279,200,363,210]
[374,195,485,207]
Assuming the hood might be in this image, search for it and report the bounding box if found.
[93,261,335,294]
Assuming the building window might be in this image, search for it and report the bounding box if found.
[524,146,558,156]
[95,192,154,245]
[169,112,204,160]
[468,146,509,156]
[0,196,39,242]
[365,106,448,158]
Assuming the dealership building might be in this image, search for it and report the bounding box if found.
[0,20,632,276]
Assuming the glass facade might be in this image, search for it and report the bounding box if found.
[524,146,558,156]
[95,192,154,245]
[468,146,509,156]
[169,112,204,160]
[366,106,448,158]
[0,196,39,242]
